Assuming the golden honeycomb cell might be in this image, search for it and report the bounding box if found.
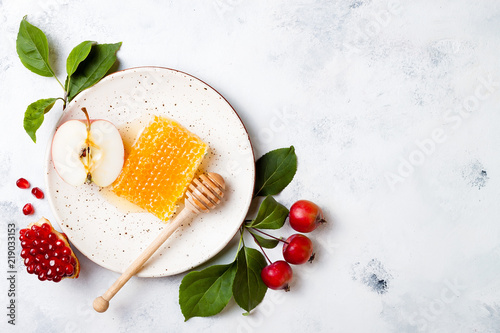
[112,116,208,221]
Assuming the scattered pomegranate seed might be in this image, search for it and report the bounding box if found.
[31,187,44,199]
[16,178,30,189]
[23,203,34,215]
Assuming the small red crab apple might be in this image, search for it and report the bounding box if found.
[282,234,314,265]
[19,217,80,282]
[289,200,326,233]
[261,260,293,291]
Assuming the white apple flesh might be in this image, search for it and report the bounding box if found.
[51,109,124,187]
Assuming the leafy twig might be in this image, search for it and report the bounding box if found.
[179,146,298,320]
[16,16,121,142]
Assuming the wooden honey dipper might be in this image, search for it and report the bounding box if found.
[93,172,225,313]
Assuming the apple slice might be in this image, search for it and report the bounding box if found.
[51,108,124,187]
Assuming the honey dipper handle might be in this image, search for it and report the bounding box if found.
[93,206,195,313]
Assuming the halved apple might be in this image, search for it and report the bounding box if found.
[51,108,124,187]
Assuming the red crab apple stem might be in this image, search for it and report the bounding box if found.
[249,231,273,264]
[250,227,289,244]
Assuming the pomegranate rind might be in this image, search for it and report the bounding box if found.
[25,217,80,279]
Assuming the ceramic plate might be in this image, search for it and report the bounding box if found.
[45,67,255,277]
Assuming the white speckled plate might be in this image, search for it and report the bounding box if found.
[45,67,255,277]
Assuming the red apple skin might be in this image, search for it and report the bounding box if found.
[288,200,326,233]
[51,118,125,186]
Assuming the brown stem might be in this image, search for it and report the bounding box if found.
[250,228,288,244]
[249,232,272,264]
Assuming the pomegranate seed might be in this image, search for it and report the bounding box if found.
[19,229,27,236]
[41,223,51,232]
[69,256,76,266]
[21,240,32,248]
[24,230,33,239]
[62,247,72,256]
[64,264,74,276]
[54,240,64,248]
[53,275,62,283]
[53,250,62,258]
[27,264,35,274]
[32,239,40,247]
[16,178,30,189]
[60,256,70,263]
[38,272,47,281]
[55,266,65,276]
[46,268,55,278]
[20,249,29,258]
[31,187,44,199]
[34,264,41,274]
[35,254,44,262]
[47,232,56,242]
[21,249,30,259]
[31,224,40,232]
[24,257,34,266]
[23,203,34,215]
[29,248,36,256]
[36,229,49,239]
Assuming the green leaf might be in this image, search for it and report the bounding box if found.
[66,40,95,77]
[16,16,54,77]
[23,98,58,142]
[232,247,268,313]
[179,262,237,321]
[254,146,297,197]
[248,229,279,249]
[247,196,289,230]
[67,42,122,101]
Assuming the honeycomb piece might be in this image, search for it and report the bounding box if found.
[112,116,208,221]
